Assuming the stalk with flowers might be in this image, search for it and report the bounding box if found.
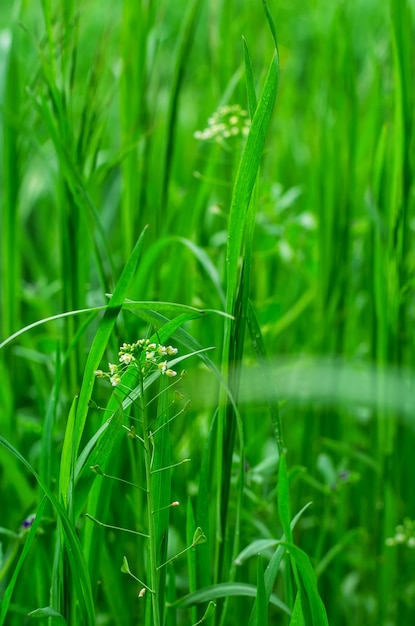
[93,337,206,625]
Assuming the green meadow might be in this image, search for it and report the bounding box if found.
[1,0,414,624]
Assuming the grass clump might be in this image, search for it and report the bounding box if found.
[1,1,415,625]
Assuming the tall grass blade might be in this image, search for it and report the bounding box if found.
[280,543,329,626]
[217,23,279,588]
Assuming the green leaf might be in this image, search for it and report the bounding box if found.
[256,556,267,626]
[27,607,67,623]
[170,583,290,616]
[234,539,279,566]
[280,543,329,626]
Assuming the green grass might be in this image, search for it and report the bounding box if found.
[1,0,415,624]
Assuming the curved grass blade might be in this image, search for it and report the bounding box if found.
[170,582,290,616]
[27,607,67,623]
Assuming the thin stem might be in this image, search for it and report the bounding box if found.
[85,514,149,538]
[140,373,161,625]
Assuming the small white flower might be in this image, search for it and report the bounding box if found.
[109,363,118,374]
[110,374,121,386]
[166,369,177,377]
[119,353,135,365]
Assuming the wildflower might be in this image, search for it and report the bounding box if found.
[96,339,179,386]
[119,352,135,365]
[386,518,415,548]
[22,514,36,529]
[194,103,251,146]
[110,373,121,386]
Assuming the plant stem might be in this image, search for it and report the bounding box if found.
[140,373,161,626]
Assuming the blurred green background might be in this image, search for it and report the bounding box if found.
[1,0,415,624]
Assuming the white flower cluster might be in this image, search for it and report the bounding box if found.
[194,104,250,145]
[386,518,415,548]
[95,339,178,386]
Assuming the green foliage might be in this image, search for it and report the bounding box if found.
[1,0,415,625]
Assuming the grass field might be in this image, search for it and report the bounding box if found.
[1,1,415,624]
